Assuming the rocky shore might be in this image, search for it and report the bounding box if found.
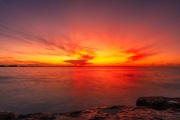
[0,97,180,120]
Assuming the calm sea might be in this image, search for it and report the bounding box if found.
[0,67,180,114]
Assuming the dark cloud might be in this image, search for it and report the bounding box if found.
[80,54,94,60]
[63,53,95,66]
[63,59,90,66]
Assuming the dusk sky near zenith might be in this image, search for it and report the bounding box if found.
[0,0,180,66]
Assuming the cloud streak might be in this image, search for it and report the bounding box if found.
[0,21,100,65]
[0,21,159,65]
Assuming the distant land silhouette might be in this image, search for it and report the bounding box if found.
[0,64,180,67]
[0,65,19,67]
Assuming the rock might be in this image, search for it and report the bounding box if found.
[1,97,180,120]
[0,112,16,120]
[66,110,82,117]
[18,112,55,120]
[90,116,106,120]
[136,97,180,110]
[168,100,180,110]
[99,108,119,115]
[107,105,126,110]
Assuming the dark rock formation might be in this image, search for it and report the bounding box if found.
[0,112,16,120]
[0,97,180,120]
[136,97,180,110]
[18,112,55,120]
[66,110,82,117]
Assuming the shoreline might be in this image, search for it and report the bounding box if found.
[1,97,180,120]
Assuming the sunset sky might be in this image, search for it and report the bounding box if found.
[0,0,180,66]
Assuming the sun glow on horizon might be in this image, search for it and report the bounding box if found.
[0,0,180,66]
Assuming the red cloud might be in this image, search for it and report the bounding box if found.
[128,54,147,62]
[124,45,159,62]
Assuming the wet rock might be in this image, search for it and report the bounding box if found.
[107,105,126,110]
[1,97,180,120]
[136,97,180,110]
[0,112,16,120]
[99,108,119,115]
[90,116,106,120]
[18,112,55,120]
[168,100,180,110]
[66,110,82,117]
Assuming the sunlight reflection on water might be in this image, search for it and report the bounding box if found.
[0,67,180,113]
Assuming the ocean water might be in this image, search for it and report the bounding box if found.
[0,66,180,114]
